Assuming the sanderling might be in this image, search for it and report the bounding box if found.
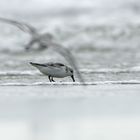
[30,62,75,82]
[0,17,85,84]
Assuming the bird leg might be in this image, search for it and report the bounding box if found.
[48,76,52,82]
[48,76,55,82]
[51,77,55,82]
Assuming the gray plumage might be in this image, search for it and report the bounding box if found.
[30,62,75,82]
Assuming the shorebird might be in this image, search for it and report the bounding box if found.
[0,17,85,84]
[0,17,54,51]
[30,62,75,82]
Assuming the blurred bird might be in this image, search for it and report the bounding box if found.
[30,62,75,82]
[0,17,85,84]
[0,17,54,51]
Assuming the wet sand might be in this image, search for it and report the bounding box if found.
[0,84,140,140]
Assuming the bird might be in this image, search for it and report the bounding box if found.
[0,17,85,84]
[0,17,54,51]
[30,62,75,82]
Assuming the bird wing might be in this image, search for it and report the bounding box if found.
[0,17,37,35]
[44,63,65,68]
[52,63,65,67]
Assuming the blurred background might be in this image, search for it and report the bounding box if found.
[1,0,140,83]
[1,0,140,140]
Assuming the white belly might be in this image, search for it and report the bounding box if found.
[38,66,70,78]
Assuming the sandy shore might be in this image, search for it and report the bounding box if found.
[0,85,140,140]
[0,84,140,97]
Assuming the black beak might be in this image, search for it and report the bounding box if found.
[71,75,75,82]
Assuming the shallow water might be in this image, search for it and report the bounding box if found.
[0,0,140,139]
